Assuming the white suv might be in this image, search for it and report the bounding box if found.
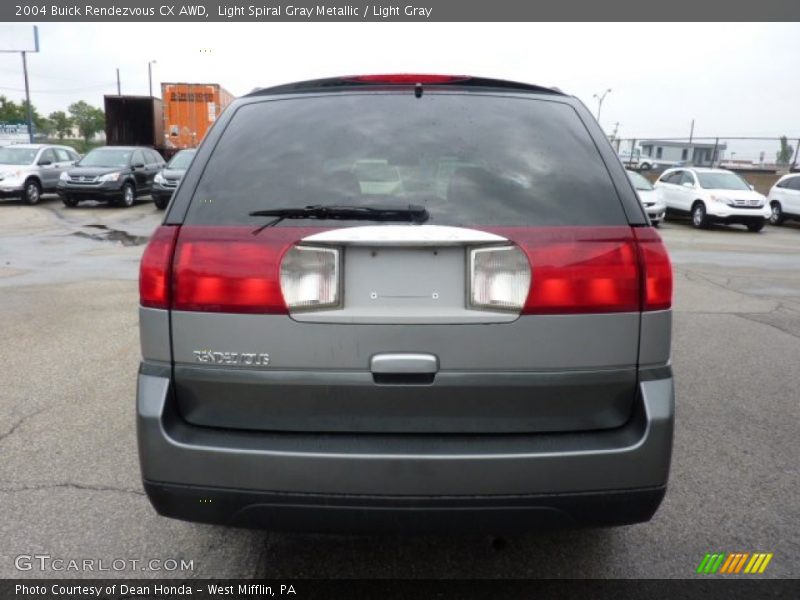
[767,173,800,225]
[655,167,769,232]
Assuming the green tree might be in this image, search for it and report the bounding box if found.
[48,111,74,140]
[68,101,104,143]
[0,96,48,137]
[776,136,795,166]
[37,117,54,137]
[0,96,26,122]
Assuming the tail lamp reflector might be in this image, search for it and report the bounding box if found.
[469,246,531,311]
[280,246,340,311]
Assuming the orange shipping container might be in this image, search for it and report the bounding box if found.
[161,82,234,150]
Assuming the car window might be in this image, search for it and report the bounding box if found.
[167,150,195,169]
[39,149,57,164]
[185,94,629,227]
[68,149,80,161]
[54,148,71,162]
[132,150,145,166]
[697,172,751,191]
[627,171,653,191]
[660,171,680,184]
[79,148,132,168]
[680,171,696,186]
[788,177,800,191]
[0,147,38,165]
[147,149,162,165]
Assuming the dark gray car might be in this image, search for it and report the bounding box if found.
[58,146,165,208]
[137,75,674,532]
[152,148,196,210]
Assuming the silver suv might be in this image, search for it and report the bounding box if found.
[137,75,675,532]
[0,144,80,204]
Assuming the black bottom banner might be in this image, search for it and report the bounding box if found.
[2,579,799,600]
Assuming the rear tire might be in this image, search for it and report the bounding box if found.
[691,202,709,229]
[62,195,79,208]
[118,183,135,208]
[747,220,765,233]
[769,201,785,225]
[153,195,169,210]
[640,163,652,171]
[24,179,41,205]
[651,220,660,228]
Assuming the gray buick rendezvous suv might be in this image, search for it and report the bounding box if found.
[137,75,674,532]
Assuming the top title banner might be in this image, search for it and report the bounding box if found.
[3,0,800,21]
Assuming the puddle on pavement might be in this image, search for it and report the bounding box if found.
[71,224,149,247]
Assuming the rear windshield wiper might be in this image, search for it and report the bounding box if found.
[249,204,429,234]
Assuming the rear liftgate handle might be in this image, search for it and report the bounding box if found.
[370,353,439,385]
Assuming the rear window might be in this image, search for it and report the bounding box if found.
[185,93,627,226]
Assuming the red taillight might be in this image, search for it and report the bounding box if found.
[487,227,642,314]
[347,74,469,85]
[488,226,673,314]
[634,227,673,311]
[171,227,319,314]
[139,225,179,309]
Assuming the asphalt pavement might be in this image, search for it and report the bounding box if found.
[0,196,798,579]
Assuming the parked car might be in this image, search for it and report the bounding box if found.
[57,146,165,208]
[619,150,679,171]
[152,148,196,210]
[0,143,80,204]
[627,170,665,226]
[137,74,674,532]
[655,167,769,231]
[766,172,800,225]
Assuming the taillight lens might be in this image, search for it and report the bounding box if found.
[139,225,179,309]
[469,246,531,311]
[280,246,340,311]
[487,227,642,314]
[634,227,673,311]
[172,227,307,314]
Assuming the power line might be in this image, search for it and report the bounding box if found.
[0,82,116,94]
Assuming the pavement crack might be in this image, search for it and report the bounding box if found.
[0,406,50,445]
[733,312,800,341]
[0,481,145,496]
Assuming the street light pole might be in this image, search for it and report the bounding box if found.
[592,88,612,123]
[21,50,34,143]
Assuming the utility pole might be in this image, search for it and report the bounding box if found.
[116,68,121,94]
[21,50,33,142]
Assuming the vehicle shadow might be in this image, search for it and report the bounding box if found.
[253,527,619,578]
[663,215,770,234]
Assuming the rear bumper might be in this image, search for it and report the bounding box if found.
[144,481,666,533]
[137,363,674,530]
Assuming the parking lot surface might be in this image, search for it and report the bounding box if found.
[1,196,798,579]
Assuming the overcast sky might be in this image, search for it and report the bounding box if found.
[1,22,798,153]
